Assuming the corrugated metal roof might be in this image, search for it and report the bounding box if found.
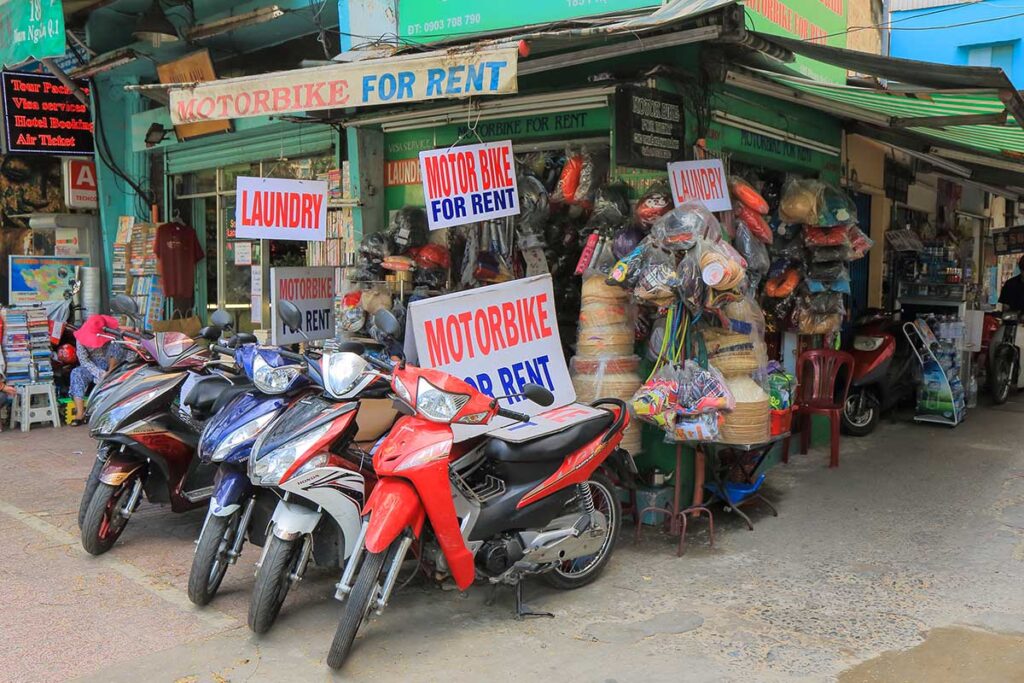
[891,0,977,12]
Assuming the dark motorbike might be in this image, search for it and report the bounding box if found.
[990,311,1021,405]
[842,310,916,436]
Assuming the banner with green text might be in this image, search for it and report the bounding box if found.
[0,0,65,68]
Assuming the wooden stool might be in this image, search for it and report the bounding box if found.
[10,382,61,432]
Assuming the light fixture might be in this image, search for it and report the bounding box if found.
[185,6,284,41]
[145,122,172,147]
[710,110,842,157]
[67,48,139,79]
[133,1,179,47]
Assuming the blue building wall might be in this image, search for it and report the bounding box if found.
[890,0,1024,87]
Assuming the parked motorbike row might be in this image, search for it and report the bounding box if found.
[77,295,635,669]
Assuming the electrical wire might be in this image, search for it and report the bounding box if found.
[808,0,1021,41]
[90,86,155,209]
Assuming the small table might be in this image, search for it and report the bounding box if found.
[635,433,788,556]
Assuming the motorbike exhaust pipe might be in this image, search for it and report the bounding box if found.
[335,520,369,601]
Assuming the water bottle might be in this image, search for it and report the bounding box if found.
[967,374,978,409]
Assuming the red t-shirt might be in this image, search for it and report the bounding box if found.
[154,222,204,299]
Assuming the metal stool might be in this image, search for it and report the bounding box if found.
[10,382,61,432]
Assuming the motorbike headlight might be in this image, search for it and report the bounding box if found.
[249,421,333,486]
[253,355,302,394]
[210,411,277,462]
[853,336,884,352]
[415,377,469,423]
[324,352,368,398]
[283,453,330,483]
[92,383,171,434]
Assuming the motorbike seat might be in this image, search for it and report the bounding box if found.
[184,375,234,417]
[211,382,254,414]
[484,411,613,464]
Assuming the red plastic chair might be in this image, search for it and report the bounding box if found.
[783,349,855,469]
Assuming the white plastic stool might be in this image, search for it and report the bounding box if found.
[9,382,61,432]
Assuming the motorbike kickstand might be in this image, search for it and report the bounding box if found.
[513,581,554,620]
[484,583,500,607]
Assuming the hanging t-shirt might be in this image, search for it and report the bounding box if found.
[154,222,205,299]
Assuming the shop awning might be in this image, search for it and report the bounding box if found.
[727,69,1024,168]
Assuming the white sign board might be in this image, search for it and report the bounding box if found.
[404,275,574,440]
[419,140,520,230]
[235,176,327,242]
[270,266,336,344]
[667,158,731,212]
[169,47,519,125]
[62,157,97,209]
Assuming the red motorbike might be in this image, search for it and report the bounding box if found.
[843,309,916,436]
[326,340,631,669]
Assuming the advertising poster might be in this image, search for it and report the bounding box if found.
[9,255,88,304]
[270,266,336,344]
[419,140,519,230]
[235,176,327,242]
[404,274,573,440]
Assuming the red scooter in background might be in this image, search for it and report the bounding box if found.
[842,309,917,436]
[325,310,631,669]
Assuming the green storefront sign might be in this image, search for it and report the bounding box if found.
[398,0,658,41]
[0,0,65,68]
[743,0,847,82]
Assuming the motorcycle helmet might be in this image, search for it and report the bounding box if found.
[56,343,77,365]
[411,243,451,270]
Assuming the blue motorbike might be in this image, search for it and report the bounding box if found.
[187,339,320,606]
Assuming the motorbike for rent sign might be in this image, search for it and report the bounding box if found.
[404,274,574,440]
[270,267,336,344]
[169,46,518,125]
[235,176,327,241]
[667,158,731,212]
[419,140,519,230]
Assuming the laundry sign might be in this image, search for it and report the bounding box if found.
[169,46,518,125]
[419,140,520,230]
[667,158,731,212]
[404,274,573,441]
[235,176,327,241]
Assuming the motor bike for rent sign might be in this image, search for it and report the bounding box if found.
[270,266,336,344]
[404,274,574,440]
[235,176,327,241]
[419,140,520,229]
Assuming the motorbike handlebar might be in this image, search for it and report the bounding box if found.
[211,344,235,357]
[101,326,122,338]
[497,407,531,423]
[365,355,394,372]
[278,349,307,364]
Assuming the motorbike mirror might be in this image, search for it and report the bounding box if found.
[110,293,140,318]
[210,309,233,328]
[373,309,401,338]
[277,300,308,339]
[199,325,222,342]
[522,383,554,407]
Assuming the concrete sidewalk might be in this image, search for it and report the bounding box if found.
[2,403,1024,682]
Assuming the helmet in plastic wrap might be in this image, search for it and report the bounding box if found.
[634,182,673,229]
[56,343,77,364]
[411,243,451,270]
[519,175,550,229]
[359,232,390,261]
[390,206,429,249]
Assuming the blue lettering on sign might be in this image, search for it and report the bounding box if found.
[361,62,509,103]
[464,354,554,404]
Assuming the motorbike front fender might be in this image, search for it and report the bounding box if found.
[99,454,145,486]
[363,479,426,555]
[211,467,251,516]
[270,499,321,541]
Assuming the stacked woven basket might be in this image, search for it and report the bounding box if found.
[571,277,643,455]
[720,375,770,444]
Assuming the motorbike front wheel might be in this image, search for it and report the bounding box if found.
[77,453,107,529]
[992,346,1015,405]
[841,391,880,437]
[247,534,301,634]
[188,511,240,606]
[80,478,135,555]
[327,548,388,670]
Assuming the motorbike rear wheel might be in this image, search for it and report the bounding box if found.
[247,534,301,634]
[80,478,135,556]
[543,473,621,590]
[188,511,239,606]
[327,548,388,670]
[992,346,1015,405]
[841,391,879,437]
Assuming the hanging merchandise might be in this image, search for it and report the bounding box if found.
[630,365,680,430]
[154,221,205,300]
[817,184,857,226]
[673,360,734,442]
[576,276,636,357]
[847,225,875,260]
[734,221,770,287]
[388,206,429,250]
[779,178,824,225]
[612,224,645,259]
[633,181,673,230]
[699,240,746,291]
[733,203,773,244]
[728,176,769,214]
[650,202,722,252]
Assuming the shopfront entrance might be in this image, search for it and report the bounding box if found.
[169,152,336,331]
